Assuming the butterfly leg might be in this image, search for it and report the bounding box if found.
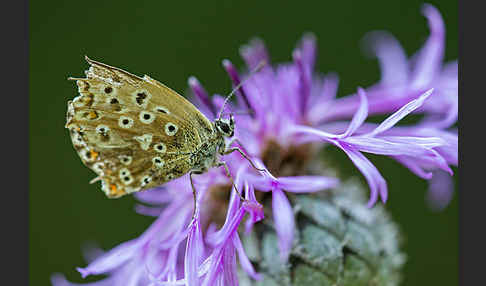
[215,161,245,201]
[189,170,203,219]
[223,145,267,173]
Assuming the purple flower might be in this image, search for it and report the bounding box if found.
[318,4,457,128]
[52,4,457,286]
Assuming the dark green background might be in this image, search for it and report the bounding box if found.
[30,0,458,285]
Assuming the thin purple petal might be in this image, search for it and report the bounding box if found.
[272,188,295,260]
[240,38,270,70]
[363,31,409,86]
[337,142,387,206]
[51,273,117,286]
[134,204,163,217]
[299,33,317,72]
[410,4,445,88]
[184,218,203,286]
[343,136,442,157]
[134,187,172,205]
[233,235,262,280]
[293,50,311,117]
[222,59,254,114]
[76,240,139,278]
[339,87,368,138]
[188,76,217,118]
[244,183,264,233]
[426,170,454,211]
[393,156,433,179]
[307,73,339,124]
[369,88,433,136]
[222,242,239,286]
[276,176,339,193]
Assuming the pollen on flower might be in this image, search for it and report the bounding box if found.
[261,139,314,176]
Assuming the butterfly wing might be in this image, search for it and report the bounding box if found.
[66,57,215,198]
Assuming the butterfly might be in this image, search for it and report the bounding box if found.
[65,56,263,204]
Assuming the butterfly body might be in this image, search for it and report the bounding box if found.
[66,57,235,198]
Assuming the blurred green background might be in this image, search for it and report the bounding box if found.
[30,0,457,285]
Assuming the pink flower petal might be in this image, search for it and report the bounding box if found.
[272,188,295,260]
[426,170,454,211]
[363,31,409,86]
[240,38,270,70]
[307,73,339,124]
[337,143,388,206]
[411,4,445,88]
[369,88,433,136]
[184,218,203,286]
[134,204,163,217]
[76,240,139,278]
[222,242,239,286]
[233,235,262,280]
[344,136,442,157]
[339,87,368,138]
[393,156,433,179]
[276,176,339,193]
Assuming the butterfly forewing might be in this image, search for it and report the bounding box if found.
[66,57,215,198]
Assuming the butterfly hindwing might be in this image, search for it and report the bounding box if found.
[66,57,215,198]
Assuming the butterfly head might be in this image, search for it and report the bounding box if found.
[214,114,234,137]
[214,60,266,139]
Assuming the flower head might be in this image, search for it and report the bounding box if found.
[53,4,457,286]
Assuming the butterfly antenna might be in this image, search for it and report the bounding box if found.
[217,60,266,119]
[221,109,254,117]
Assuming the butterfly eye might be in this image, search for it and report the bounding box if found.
[104,87,113,94]
[221,123,230,134]
[216,120,232,136]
